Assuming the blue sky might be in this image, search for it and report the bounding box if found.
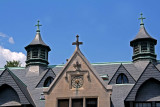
[0,0,160,67]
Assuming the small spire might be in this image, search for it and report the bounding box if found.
[72,35,83,49]
[35,20,42,32]
[138,13,146,26]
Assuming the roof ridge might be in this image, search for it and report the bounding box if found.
[7,68,27,87]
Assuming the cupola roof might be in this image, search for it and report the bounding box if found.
[25,20,50,50]
[29,32,48,46]
[130,25,157,44]
[130,13,157,46]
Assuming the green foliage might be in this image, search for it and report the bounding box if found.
[5,60,21,67]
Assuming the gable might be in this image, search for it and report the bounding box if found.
[109,64,135,84]
[125,63,160,101]
[0,69,35,106]
[136,78,160,101]
[45,49,111,94]
[36,68,56,88]
[44,47,112,107]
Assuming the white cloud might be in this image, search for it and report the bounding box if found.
[0,32,7,38]
[8,37,14,44]
[0,46,26,67]
[0,32,15,44]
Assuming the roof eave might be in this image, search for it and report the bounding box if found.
[130,38,157,46]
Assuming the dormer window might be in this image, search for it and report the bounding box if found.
[44,77,54,87]
[116,73,128,84]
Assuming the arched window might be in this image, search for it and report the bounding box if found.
[116,73,128,84]
[0,84,20,106]
[43,77,54,87]
[136,78,160,101]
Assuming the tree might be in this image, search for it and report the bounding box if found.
[5,60,21,67]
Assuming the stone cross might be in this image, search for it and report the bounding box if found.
[35,20,42,32]
[72,35,83,48]
[138,13,146,25]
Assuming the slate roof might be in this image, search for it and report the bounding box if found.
[29,32,47,46]
[0,60,159,107]
[7,68,35,106]
[130,26,157,43]
[125,62,160,102]
[25,32,50,50]
[0,67,52,107]
[1,101,21,106]
[111,84,134,107]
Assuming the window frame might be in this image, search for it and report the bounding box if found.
[32,48,39,58]
[57,97,98,107]
[43,77,54,87]
[134,43,140,55]
[134,102,152,107]
[141,42,148,52]
[116,73,129,84]
[86,98,97,107]
[58,99,69,107]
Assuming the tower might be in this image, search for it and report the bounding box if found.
[25,20,51,67]
[130,13,157,62]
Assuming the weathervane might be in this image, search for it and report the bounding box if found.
[72,35,83,49]
[138,13,146,26]
[35,20,42,32]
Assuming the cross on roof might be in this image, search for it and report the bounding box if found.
[72,35,83,49]
[138,13,146,25]
[73,61,81,71]
[35,20,42,32]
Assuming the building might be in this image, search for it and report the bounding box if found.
[0,14,160,107]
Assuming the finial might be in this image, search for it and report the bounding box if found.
[138,13,146,26]
[72,35,83,49]
[35,20,42,32]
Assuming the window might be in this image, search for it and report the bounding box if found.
[134,43,139,54]
[27,51,30,60]
[116,73,128,84]
[58,98,97,107]
[0,84,20,104]
[72,99,83,107]
[156,102,160,107]
[43,77,54,87]
[134,102,151,107]
[141,42,148,52]
[40,49,45,59]
[150,43,155,53]
[58,99,69,107]
[32,48,38,58]
[86,98,97,107]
